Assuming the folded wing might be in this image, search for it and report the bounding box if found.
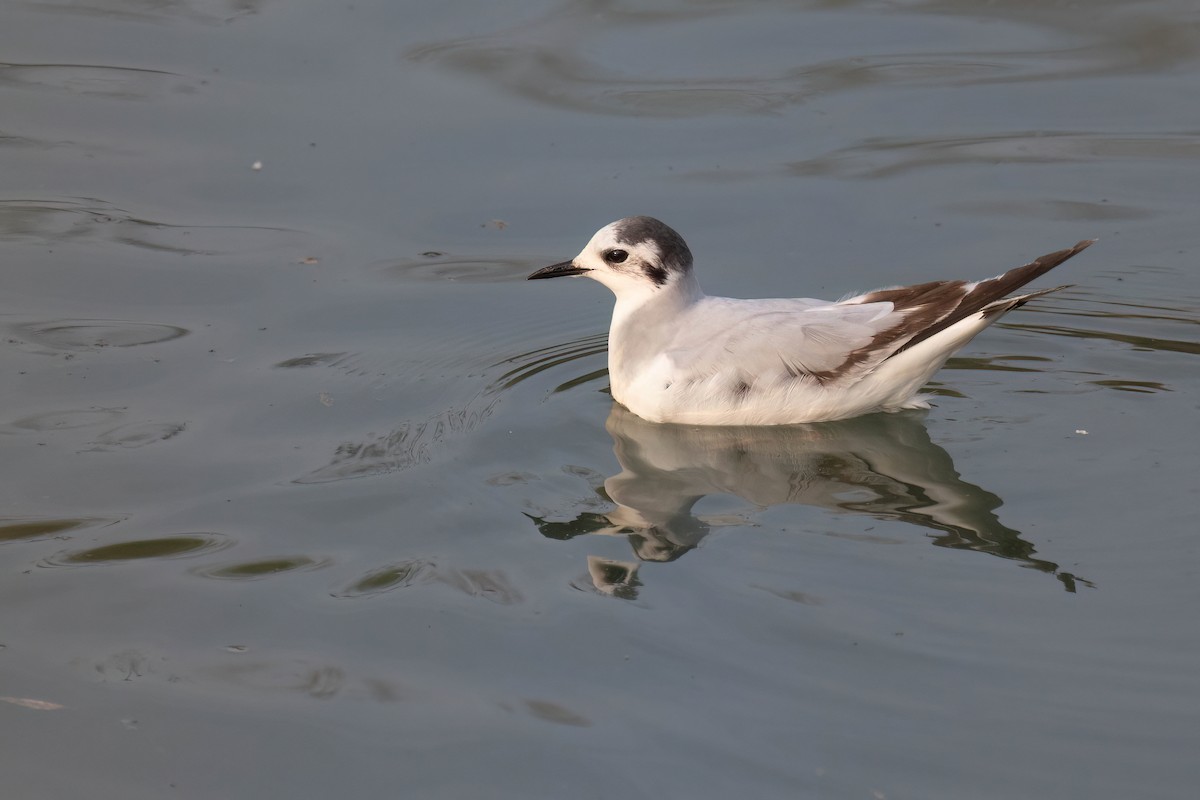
[666,240,1094,389]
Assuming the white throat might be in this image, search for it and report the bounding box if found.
[602,271,703,406]
[607,270,703,332]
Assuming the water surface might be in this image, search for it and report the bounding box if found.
[2,1,1198,798]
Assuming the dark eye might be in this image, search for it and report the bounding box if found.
[604,249,629,264]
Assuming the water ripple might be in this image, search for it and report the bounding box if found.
[334,560,523,604]
[787,132,1200,180]
[0,198,300,254]
[375,253,541,284]
[85,421,188,451]
[0,516,121,543]
[407,3,1200,118]
[23,0,263,26]
[43,533,232,567]
[1004,289,1200,358]
[295,395,501,483]
[408,34,1025,118]
[193,556,331,581]
[0,60,200,99]
[333,560,436,598]
[14,319,189,352]
[295,331,607,484]
[8,408,126,432]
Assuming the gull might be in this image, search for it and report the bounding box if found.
[528,216,1093,425]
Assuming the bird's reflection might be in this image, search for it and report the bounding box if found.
[530,404,1088,597]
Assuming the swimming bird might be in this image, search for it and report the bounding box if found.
[528,217,1093,425]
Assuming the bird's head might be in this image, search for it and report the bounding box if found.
[528,216,694,298]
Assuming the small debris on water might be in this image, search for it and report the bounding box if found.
[0,696,65,711]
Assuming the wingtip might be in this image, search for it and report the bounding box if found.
[1075,238,1098,250]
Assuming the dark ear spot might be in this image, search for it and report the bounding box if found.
[642,264,668,286]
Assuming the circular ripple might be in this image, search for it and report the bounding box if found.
[379,255,534,283]
[193,556,330,580]
[17,320,189,350]
[44,533,232,567]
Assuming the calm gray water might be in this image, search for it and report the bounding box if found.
[2,1,1198,798]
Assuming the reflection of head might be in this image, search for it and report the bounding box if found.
[583,556,641,599]
[628,529,699,563]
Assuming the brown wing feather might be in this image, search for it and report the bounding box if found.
[890,239,1094,356]
[807,280,970,382]
[811,240,1094,382]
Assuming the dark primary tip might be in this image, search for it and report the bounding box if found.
[528,261,589,280]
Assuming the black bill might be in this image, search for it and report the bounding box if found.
[527,261,589,280]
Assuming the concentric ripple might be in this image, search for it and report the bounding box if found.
[15,319,189,351]
[376,253,539,283]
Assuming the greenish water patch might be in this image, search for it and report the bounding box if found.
[194,556,329,580]
[47,534,231,566]
[0,517,118,543]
